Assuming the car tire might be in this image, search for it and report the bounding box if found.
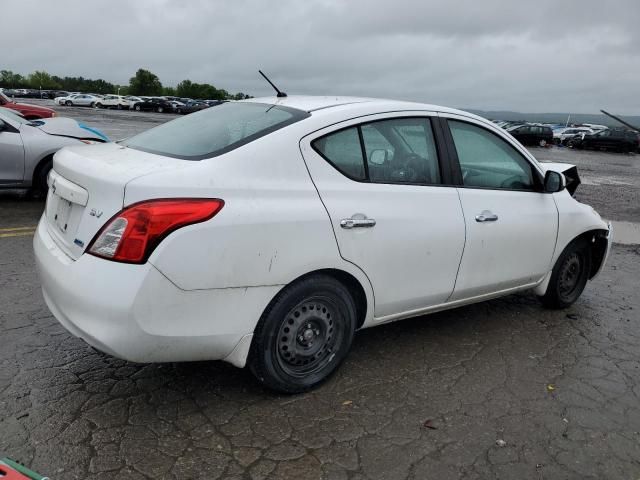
[539,139,547,147]
[249,274,357,394]
[30,158,53,199]
[65,100,72,106]
[157,106,164,113]
[539,238,592,309]
[135,105,141,111]
[95,103,102,109]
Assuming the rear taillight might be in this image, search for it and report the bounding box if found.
[88,198,224,264]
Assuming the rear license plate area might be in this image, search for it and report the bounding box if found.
[54,196,73,233]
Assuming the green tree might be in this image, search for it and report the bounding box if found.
[128,69,163,96]
[0,70,27,88]
[28,71,61,90]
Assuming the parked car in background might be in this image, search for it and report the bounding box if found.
[507,124,554,146]
[46,90,70,100]
[0,107,108,195]
[33,96,611,393]
[54,93,102,107]
[124,96,143,108]
[553,127,594,144]
[168,100,186,112]
[96,95,129,109]
[131,97,174,113]
[568,129,639,153]
[177,100,209,114]
[0,91,57,119]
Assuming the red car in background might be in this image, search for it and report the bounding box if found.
[0,91,56,119]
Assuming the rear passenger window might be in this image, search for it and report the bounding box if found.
[312,117,441,185]
[312,127,365,180]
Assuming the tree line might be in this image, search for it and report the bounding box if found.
[0,68,251,100]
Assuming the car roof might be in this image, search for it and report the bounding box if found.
[243,95,485,120]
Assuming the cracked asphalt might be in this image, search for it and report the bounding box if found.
[1,106,640,479]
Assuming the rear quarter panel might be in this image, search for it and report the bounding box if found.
[124,127,374,309]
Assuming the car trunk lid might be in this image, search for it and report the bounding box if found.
[45,143,190,259]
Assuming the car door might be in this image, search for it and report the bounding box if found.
[300,114,466,319]
[441,115,558,300]
[0,119,25,184]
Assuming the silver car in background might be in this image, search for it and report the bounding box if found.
[0,107,108,195]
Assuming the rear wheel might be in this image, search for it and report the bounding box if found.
[539,238,591,309]
[65,100,72,106]
[95,102,103,109]
[157,106,164,113]
[249,274,357,393]
[135,105,141,111]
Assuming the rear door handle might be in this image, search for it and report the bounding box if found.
[475,210,498,222]
[340,214,376,229]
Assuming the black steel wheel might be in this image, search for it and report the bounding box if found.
[250,274,357,393]
[539,238,591,309]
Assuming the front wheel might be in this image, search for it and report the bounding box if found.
[65,100,72,106]
[135,105,141,111]
[539,239,591,309]
[157,106,164,113]
[249,274,357,393]
[30,158,53,199]
[539,139,547,147]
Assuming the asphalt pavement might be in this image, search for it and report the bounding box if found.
[1,102,640,479]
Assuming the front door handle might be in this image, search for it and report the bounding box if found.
[475,210,498,222]
[340,214,376,229]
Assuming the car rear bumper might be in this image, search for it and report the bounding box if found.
[34,217,281,365]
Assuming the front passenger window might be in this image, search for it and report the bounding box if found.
[449,120,536,191]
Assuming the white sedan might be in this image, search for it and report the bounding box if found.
[55,94,102,107]
[34,96,612,393]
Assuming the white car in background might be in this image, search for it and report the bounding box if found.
[553,127,594,144]
[95,95,129,109]
[55,94,102,107]
[34,96,612,393]
[124,96,143,108]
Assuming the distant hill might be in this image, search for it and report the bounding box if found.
[464,109,640,128]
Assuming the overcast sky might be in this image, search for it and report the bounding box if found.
[3,0,639,114]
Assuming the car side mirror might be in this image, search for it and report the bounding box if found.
[369,149,389,165]
[544,170,565,193]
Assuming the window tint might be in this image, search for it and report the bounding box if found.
[122,102,309,160]
[449,120,536,191]
[313,117,441,185]
[312,127,365,180]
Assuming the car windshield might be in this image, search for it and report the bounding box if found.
[122,102,310,160]
[0,107,29,124]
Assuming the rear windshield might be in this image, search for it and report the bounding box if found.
[121,102,310,160]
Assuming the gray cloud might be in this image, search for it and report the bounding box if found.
[3,0,639,113]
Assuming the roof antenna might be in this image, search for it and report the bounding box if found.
[259,70,287,98]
